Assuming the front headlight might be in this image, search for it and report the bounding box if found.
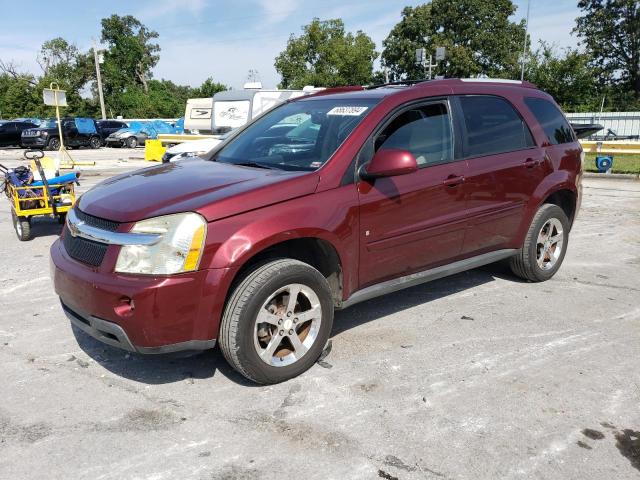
[115,212,207,275]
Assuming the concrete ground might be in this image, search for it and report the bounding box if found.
[1,149,639,480]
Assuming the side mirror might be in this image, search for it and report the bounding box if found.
[361,148,418,179]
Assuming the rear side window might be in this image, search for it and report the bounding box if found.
[524,97,575,145]
[376,103,453,167]
[458,95,534,157]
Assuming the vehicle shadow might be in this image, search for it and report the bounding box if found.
[332,262,509,336]
[72,261,514,386]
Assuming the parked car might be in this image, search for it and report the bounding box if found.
[161,137,226,163]
[105,128,147,148]
[51,78,583,384]
[96,120,128,145]
[21,118,102,150]
[0,120,39,147]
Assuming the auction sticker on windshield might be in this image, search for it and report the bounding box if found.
[327,106,368,116]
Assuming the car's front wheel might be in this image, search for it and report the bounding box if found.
[47,137,60,151]
[125,136,137,148]
[510,203,569,282]
[219,259,334,384]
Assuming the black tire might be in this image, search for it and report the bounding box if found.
[125,136,137,148]
[12,212,31,241]
[510,204,569,282]
[89,136,101,149]
[47,137,60,151]
[219,259,334,384]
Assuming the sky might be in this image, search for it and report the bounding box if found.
[0,0,582,90]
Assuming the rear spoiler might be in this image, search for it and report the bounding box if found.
[571,123,603,139]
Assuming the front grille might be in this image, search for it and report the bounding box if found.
[62,227,109,266]
[74,207,120,232]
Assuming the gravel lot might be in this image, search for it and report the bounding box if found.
[1,149,639,480]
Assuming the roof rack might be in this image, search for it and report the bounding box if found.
[365,79,431,90]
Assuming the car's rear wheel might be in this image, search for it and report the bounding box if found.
[47,137,60,151]
[89,136,101,149]
[125,137,137,148]
[510,204,569,282]
[219,259,334,384]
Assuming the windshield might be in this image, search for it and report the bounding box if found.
[39,119,57,128]
[213,98,379,171]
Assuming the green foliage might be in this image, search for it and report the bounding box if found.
[100,15,160,94]
[574,0,640,103]
[275,18,378,88]
[382,0,526,80]
[526,42,600,112]
[193,77,229,98]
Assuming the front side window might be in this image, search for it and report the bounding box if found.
[214,98,379,171]
[375,103,453,167]
[458,95,534,157]
[524,97,575,145]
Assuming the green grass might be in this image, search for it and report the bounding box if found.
[584,153,640,174]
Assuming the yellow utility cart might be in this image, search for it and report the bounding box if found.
[1,150,78,241]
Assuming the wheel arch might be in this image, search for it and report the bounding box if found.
[224,235,345,308]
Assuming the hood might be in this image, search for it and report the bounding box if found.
[78,158,319,223]
[109,129,134,137]
[167,138,222,155]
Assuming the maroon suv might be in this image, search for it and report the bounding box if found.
[51,79,582,384]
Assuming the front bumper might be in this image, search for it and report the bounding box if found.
[21,137,47,147]
[105,138,125,146]
[61,301,215,353]
[50,238,229,353]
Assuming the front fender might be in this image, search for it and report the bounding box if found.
[200,184,360,299]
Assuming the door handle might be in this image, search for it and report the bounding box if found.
[524,158,540,168]
[443,175,465,187]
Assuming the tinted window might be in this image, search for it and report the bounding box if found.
[458,95,534,157]
[376,103,453,167]
[524,97,575,145]
[215,98,378,171]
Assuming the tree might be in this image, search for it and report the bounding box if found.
[100,15,160,94]
[574,0,640,102]
[382,0,526,80]
[275,18,378,88]
[526,42,600,111]
[194,77,228,98]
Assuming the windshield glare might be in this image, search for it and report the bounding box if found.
[214,98,378,171]
[39,119,57,128]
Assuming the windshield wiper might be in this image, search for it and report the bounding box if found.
[232,161,278,170]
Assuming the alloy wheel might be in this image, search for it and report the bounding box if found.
[253,283,322,367]
[536,218,564,270]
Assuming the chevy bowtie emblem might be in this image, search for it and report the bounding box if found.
[68,218,84,237]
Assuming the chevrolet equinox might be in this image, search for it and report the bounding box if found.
[51,79,582,384]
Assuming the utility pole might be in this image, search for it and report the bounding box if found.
[93,40,106,120]
[520,0,531,81]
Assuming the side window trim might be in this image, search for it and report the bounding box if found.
[452,94,538,160]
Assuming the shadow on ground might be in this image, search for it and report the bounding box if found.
[74,262,514,386]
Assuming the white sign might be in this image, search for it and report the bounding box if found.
[43,88,67,107]
[435,46,446,61]
[327,106,368,116]
[214,100,250,128]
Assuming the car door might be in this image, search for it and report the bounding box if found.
[62,120,79,146]
[357,99,468,288]
[452,95,545,255]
